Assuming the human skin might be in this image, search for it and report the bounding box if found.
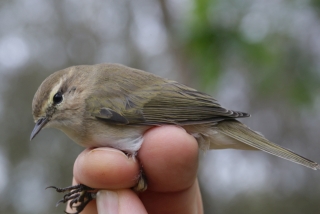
[66,125,203,214]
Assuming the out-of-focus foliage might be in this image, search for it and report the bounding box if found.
[186,1,320,213]
[186,0,320,107]
[0,0,320,214]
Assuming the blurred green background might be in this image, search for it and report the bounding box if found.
[0,0,320,213]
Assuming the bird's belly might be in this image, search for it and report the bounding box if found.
[84,124,149,155]
[92,134,144,155]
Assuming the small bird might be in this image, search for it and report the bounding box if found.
[31,63,319,213]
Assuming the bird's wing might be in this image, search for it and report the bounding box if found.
[90,79,249,126]
[133,81,249,125]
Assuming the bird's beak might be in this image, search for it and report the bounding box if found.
[30,117,48,140]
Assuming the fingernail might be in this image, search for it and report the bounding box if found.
[97,190,119,214]
[89,147,126,157]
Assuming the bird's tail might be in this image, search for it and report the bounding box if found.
[217,120,320,170]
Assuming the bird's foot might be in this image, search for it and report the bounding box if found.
[47,184,97,214]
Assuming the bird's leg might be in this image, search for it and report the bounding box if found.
[133,167,148,192]
[124,151,148,192]
[47,184,97,214]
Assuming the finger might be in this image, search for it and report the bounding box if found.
[66,180,148,214]
[139,179,203,214]
[138,125,199,192]
[73,147,140,189]
[96,189,147,214]
[138,126,201,214]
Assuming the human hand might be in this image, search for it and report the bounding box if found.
[66,125,203,214]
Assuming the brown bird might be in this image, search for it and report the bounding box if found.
[31,63,319,213]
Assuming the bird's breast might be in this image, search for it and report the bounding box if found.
[82,124,150,155]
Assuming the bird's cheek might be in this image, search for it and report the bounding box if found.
[45,119,65,130]
[44,120,57,129]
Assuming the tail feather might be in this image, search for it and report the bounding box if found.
[218,120,320,170]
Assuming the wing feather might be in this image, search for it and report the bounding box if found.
[87,66,249,126]
[127,81,249,125]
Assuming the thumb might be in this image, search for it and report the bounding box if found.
[97,189,147,214]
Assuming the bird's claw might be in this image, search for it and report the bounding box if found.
[47,184,97,214]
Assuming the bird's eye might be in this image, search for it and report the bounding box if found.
[53,92,63,104]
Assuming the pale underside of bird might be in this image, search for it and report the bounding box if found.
[31,63,319,214]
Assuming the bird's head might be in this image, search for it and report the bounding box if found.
[31,66,89,140]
